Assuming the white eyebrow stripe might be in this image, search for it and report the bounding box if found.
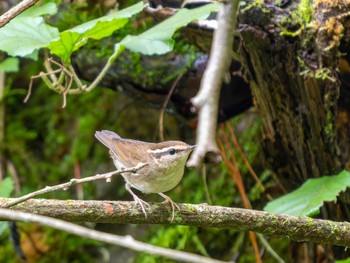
[147,146,188,154]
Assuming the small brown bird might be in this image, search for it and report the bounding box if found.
[95,130,194,221]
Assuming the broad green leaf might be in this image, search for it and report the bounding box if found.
[48,31,89,62]
[264,170,350,216]
[48,2,145,62]
[0,17,59,58]
[0,177,14,197]
[120,3,220,55]
[0,58,19,73]
[68,2,145,35]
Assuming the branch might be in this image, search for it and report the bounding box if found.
[0,208,226,263]
[187,0,239,167]
[2,198,350,247]
[0,163,146,208]
[0,0,39,28]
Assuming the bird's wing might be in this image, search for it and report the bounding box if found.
[95,130,121,148]
[95,130,147,167]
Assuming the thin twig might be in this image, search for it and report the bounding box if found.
[0,208,227,263]
[201,165,212,204]
[1,163,147,208]
[257,234,285,263]
[45,56,59,84]
[0,0,39,28]
[74,161,84,200]
[83,48,121,93]
[24,69,63,103]
[62,71,73,108]
[159,73,183,141]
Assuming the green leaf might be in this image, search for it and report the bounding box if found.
[0,58,19,73]
[48,2,146,62]
[69,2,145,35]
[0,3,59,59]
[48,31,89,62]
[19,2,57,17]
[0,177,14,198]
[336,258,350,263]
[264,170,350,216]
[120,3,220,55]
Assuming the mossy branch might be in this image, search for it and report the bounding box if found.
[1,198,349,247]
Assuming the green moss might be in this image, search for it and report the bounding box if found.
[174,212,183,223]
[297,0,313,25]
[64,200,74,206]
[280,0,313,37]
[185,204,197,212]
[314,68,334,81]
[324,110,334,137]
[307,217,314,226]
[300,67,335,82]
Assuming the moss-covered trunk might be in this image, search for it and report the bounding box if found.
[239,1,347,185]
[238,1,350,260]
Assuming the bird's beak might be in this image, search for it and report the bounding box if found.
[188,145,196,151]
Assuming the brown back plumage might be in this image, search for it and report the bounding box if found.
[95,130,191,167]
[95,130,145,166]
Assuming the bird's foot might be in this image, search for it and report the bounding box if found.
[159,193,180,222]
[133,195,151,218]
[125,183,150,218]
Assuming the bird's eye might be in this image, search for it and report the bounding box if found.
[168,148,176,155]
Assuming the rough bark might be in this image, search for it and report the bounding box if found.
[237,1,350,260]
[238,2,346,189]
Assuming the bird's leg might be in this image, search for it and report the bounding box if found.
[158,192,180,222]
[125,183,150,218]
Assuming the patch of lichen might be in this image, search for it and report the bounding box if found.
[318,17,345,51]
[314,0,350,9]
[312,0,349,53]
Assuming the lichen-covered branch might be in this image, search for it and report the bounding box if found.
[187,0,239,167]
[1,198,349,247]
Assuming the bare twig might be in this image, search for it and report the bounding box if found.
[24,69,63,103]
[0,163,147,208]
[159,73,183,141]
[187,0,239,167]
[257,234,285,263]
[0,208,227,263]
[7,160,21,194]
[0,0,39,28]
[2,199,350,247]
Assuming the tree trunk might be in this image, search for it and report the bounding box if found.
[238,1,350,261]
